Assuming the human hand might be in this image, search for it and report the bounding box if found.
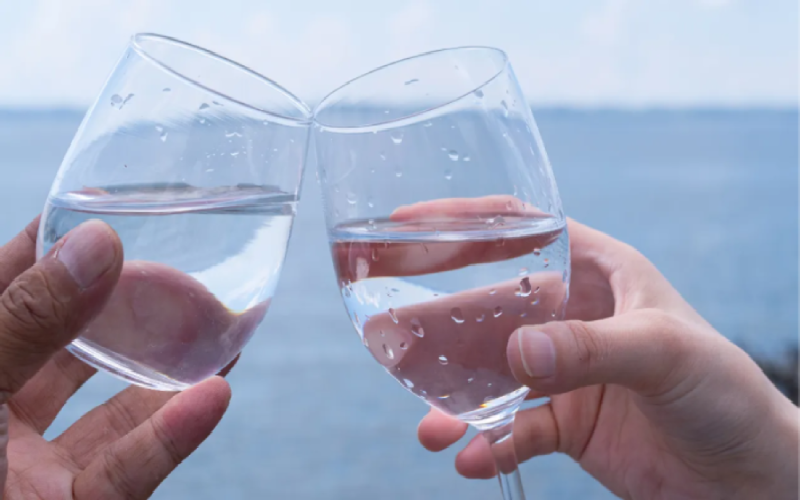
[0,218,232,499]
[409,201,798,499]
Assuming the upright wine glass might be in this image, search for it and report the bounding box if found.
[314,47,570,499]
[37,34,312,391]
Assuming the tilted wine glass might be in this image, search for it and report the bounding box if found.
[37,34,312,391]
[313,47,570,499]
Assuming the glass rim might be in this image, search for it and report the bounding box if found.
[314,46,509,131]
[131,33,312,124]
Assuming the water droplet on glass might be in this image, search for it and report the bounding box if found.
[380,330,386,337]
[110,94,123,105]
[383,344,394,360]
[463,155,471,162]
[199,118,206,124]
[488,215,505,228]
[159,131,168,142]
[563,270,569,282]
[448,150,459,161]
[225,131,242,138]
[516,277,532,297]
[519,267,530,277]
[367,197,375,208]
[501,100,509,117]
[344,287,351,298]
[544,259,550,268]
[423,121,433,127]
[368,219,377,230]
[163,87,171,92]
[379,151,386,161]
[552,309,557,318]
[205,168,214,173]
[520,312,528,318]
[371,247,379,261]
[531,297,540,306]
[363,336,369,347]
[391,131,403,144]
[410,318,425,337]
[450,307,465,324]
[395,168,403,178]
[346,192,358,204]
[489,288,497,295]
[493,306,503,318]
[403,378,414,388]
[474,89,484,98]
[199,103,210,110]
[534,286,541,294]
[230,151,239,157]
[533,248,541,256]
[155,125,164,133]
[404,78,419,86]
[400,342,408,350]
[488,382,493,387]
[213,100,222,106]
[438,355,448,365]
[444,169,453,180]
[388,308,399,324]
[476,314,485,323]
[467,376,475,383]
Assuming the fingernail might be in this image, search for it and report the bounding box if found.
[518,329,556,378]
[56,220,117,288]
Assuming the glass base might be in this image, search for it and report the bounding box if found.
[67,338,191,392]
[458,386,530,430]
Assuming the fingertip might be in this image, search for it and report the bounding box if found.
[417,408,468,452]
[507,327,558,390]
[162,377,231,437]
[455,435,497,480]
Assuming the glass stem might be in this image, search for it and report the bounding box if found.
[481,417,526,500]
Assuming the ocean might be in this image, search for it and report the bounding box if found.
[0,108,796,499]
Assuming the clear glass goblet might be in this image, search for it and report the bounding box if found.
[37,33,312,391]
[313,47,570,499]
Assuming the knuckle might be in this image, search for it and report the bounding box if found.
[1,268,71,335]
[563,320,607,371]
[638,308,693,356]
[101,396,139,439]
[150,416,184,469]
[100,450,139,500]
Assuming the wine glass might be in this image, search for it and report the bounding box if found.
[37,33,312,391]
[313,47,569,499]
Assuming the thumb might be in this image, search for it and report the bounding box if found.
[0,220,122,400]
[507,309,703,397]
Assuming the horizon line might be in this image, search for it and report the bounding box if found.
[0,104,797,115]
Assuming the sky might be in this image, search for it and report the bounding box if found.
[0,0,796,109]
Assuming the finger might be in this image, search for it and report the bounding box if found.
[333,196,561,282]
[0,216,40,293]
[455,404,559,479]
[73,376,230,500]
[9,349,96,434]
[390,195,546,221]
[0,220,122,401]
[55,385,176,468]
[417,408,468,452]
[507,309,703,397]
